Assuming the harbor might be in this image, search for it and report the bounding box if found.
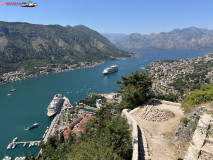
[5,95,73,159]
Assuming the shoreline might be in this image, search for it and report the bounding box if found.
[0,61,105,87]
[0,53,140,88]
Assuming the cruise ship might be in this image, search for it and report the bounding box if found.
[102,65,118,75]
[47,94,62,117]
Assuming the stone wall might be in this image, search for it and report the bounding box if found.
[184,114,213,160]
[122,109,139,160]
[160,100,181,106]
[122,108,151,160]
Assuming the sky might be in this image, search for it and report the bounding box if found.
[0,0,213,34]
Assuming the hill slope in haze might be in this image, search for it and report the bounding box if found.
[0,21,134,74]
[116,27,213,50]
[102,33,127,44]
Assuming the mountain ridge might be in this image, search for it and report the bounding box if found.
[0,21,134,74]
[114,27,213,50]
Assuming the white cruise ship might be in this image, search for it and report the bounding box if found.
[102,65,118,75]
[47,94,62,117]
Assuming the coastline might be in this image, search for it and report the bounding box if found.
[0,61,105,87]
[0,54,139,87]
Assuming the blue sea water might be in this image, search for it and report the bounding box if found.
[0,50,211,159]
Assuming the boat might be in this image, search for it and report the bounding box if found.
[10,89,16,92]
[7,94,12,96]
[27,123,39,130]
[7,143,12,150]
[28,143,31,147]
[23,142,26,147]
[47,94,62,117]
[12,143,16,149]
[102,65,118,75]
[42,134,45,139]
[45,129,48,134]
[3,156,12,160]
[12,137,18,143]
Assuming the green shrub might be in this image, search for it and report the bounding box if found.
[182,117,188,125]
[182,84,213,113]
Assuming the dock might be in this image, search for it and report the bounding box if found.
[7,140,41,150]
[43,96,73,142]
[13,141,41,144]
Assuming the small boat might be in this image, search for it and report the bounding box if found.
[10,89,16,92]
[12,137,18,143]
[42,133,46,139]
[7,94,12,96]
[28,142,32,147]
[27,123,39,130]
[12,144,16,149]
[7,143,12,150]
[3,156,12,160]
[23,142,26,147]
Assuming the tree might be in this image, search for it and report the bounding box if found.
[117,70,152,109]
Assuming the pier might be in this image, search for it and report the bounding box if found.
[7,140,41,150]
[43,96,73,142]
[13,141,41,144]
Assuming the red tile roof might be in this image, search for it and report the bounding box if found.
[68,117,83,128]
[82,116,94,122]
[63,129,72,136]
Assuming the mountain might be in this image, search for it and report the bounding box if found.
[102,33,127,44]
[0,21,134,74]
[115,27,213,50]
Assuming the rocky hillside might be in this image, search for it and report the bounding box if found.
[0,21,133,74]
[116,27,213,50]
[102,33,127,44]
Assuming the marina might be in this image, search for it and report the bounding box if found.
[7,139,41,150]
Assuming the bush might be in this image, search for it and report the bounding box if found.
[192,126,196,132]
[182,117,188,125]
[182,84,213,112]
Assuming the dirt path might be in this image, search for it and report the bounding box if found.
[132,103,184,160]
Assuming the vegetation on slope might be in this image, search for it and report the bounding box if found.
[76,94,106,107]
[182,84,213,112]
[0,21,134,75]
